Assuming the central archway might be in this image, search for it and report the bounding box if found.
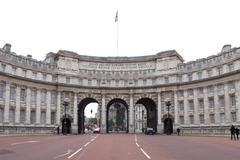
[135,98,157,133]
[106,98,129,133]
[78,98,99,134]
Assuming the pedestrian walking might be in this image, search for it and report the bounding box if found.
[57,125,60,135]
[177,128,180,136]
[230,125,236,140]
[235,128,239,140]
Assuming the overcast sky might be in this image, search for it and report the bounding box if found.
[0,0,240,62]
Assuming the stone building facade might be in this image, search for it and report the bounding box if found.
[0,43,240,135]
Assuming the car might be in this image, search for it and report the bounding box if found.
[93,127,100,133]
[145,127,155,135]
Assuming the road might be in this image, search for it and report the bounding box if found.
[0,134,240,160]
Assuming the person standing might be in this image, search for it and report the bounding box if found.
[235,128,239,140]
[230,125,236,140]
[177,128,180,136]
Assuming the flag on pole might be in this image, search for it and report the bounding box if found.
[115,11,118,22]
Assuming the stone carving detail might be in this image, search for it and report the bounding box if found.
[57,56,79,74]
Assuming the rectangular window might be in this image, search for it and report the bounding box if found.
[0,83,4,99]
[209,114,215,123]
[229,94,236,107]
[10,86,16,101]
[164,77,169,83]
[219,96,225,108]
[12,66,16,75]
[228,63,234,72]
[1,64,6,71]
[208,97,214,108]
[179,116,184,124]
[187,89,193,96]
[178,101,184,111]
[228,81,235,90]
[189,115,194,124]
[32,72,37,79]
[188,74,192,81]
[22,69,27,77]
[217,84,224,91]
[0,108,3,124]
[188,100,194,111]
[178,91,184,97]
[30,110,36,124]
[40,111,46,125]
[197,87,203,95]
[20,110,25,124]
[9,109,15,124]
[199,115,204,124]
[42,74,47,81]
[51,112,56,125]
[218,67,223,75]
[20,88,26,102]
[66,77,70,84]
[207,85,214,93]
[220,113,225,123]
[198,99,204,109]
[177,75,182,82]
[197,72,202,79]
[31,89,37,104]
[231,112,237,122]
[41,91,46,104]
[207,69,212,77]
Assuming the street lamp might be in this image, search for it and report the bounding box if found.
[63,98,69,135]
[142,109,144,133]
[165,99,171,135]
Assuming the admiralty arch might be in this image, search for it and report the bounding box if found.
[0,43,240,135]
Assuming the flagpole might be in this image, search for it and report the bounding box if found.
[117,19,119,57]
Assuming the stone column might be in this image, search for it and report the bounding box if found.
[15,86,21,124]
[224,84,231,123]
[46,90,51,125]
[72,92,78,134]
[203,87,209,124]
[129,93,134,133]
[236,80,240,122]
[36,89,41,125]
[157,92,162,133]
[214,86,220,124]
[183,90,189,125]
[26,88,31,124]
[56,91,61,125]
[101,94,106,133]
[3,83,10,124]
[193,89,200,125]
[174,91,179,125]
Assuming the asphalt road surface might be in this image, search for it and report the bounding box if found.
[0,134,240,160]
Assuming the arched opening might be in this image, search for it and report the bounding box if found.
[78,98,100,134]
[162,114,174,135]
[62,117,72,134]
[106,98,128,133]
[135,98,157,133]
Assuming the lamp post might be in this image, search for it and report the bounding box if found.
[165,100,171,135]
[142,109,144,133]
[63,98,69,135]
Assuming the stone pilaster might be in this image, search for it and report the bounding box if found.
[46,90,51,125]
[36,89,41,125]
[224,84,231,123]
[183,90,189,125]
[174,91,179,125]
[203,87,209,124]
[26,88,31,124]
[73,93,78,125]
[56,91,61,125]
[157,92,162,133]
[15,86,21,124]
[193,89,200,125]
[101,94,106,133]
[236,80,240,122]
[214,86,220,124]
[3,82,10,124]
[129,93,134,133]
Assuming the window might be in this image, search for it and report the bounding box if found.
[189,115,194,124]
[228,63,234,72]
[20,88,26,102]
[228,81,235,90]
[197,72,202,79]
[20,110,25,124]
[51,112,56,125]
[197,87,203,95]
[198,99,204,109]
[12,66,16,75]
[207,85,214,93]
[230,94,236,107]
[10,86,16,101]
[22,69,27,77]
[208,97,214,108]
[164,77,169,83]
[220,113,225,123]
[0,83,4,99]
[40,111,46,125]
[51,92,57,105]
[209,114,215,123]
[217,84,224,91]
[30,110,36,124]
[207,69,212,77]
[231,112,237,122]
[178,101,184,111]
[32,72,37,79]
[177,75,182,82]
[0,108,3,124]
[9,109,15,124]
[42,74,47,81]
[218,67,223,75]
[178,91,184,97]
[1,64,6,71]
[41,90,47,104]
[31,89,37,104]
[179,116,184,124]
[187,89,193,96]
[188,74,192,81]
[219,96,225,108]
[188,100,194,111]
[66,77,70,84]
[199,115,204,124]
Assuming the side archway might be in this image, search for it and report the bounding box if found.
[162,114,174,134]
[106,98,129,133]
[78,97,99,134]
[135,98,157,133]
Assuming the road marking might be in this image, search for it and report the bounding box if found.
[140,148,151,159]
[90,139,95,142]
[53,149,72,159]
[67,148,82,159]
[84,142,91,147]
[11,140,39,146]
[136,142,140,147]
